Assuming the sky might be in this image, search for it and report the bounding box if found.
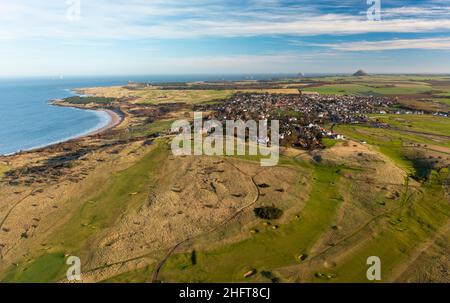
[1,0,450,76]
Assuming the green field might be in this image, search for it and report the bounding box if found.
[135,89,234,104]
[325,169,449,282]
[303,83,433,96]
[370,114,450,139]
[299,75,450,109]
[129,119,175,138]
[2,253,67,283]
[431,98,450,106]
[335,115,450,177]
[322,138,339,149]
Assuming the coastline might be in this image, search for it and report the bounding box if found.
[0,101,124,157]
[85,109,122,136]
[50,97,125,138]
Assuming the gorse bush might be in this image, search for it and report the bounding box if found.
[64,96,116,105]
[254,206,283,220]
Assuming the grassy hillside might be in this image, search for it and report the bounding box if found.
[159,164,342,282]
[1,140,169,282]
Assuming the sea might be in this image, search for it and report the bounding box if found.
[0,74,332,156]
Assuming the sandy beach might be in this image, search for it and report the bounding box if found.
[85,109,123,137]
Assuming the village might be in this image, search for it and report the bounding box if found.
[197,92,396,150]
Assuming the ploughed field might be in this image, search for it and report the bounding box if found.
[0,75,449,282]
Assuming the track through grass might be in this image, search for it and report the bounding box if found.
[158,163,343,282]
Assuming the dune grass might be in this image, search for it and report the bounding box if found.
[0,163,9,179]
[1,140,169,282]
[135,89,233,104]
[158,163,343,282]
[54,141,168,250]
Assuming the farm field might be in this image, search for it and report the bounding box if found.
[300,75,450,112]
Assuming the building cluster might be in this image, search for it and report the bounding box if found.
[199,93,395,150]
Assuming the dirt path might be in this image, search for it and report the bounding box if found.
[307,177,415,263]
[0,190,35,230]
[71,156,263,283]
[393,127,450,140]
[150,158,262,283]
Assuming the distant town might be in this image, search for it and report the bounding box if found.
[197,92,424,150]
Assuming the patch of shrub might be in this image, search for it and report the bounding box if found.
[254,206,283,220]
[64,96,116,105]
[257,183,270,188]
[261,271,280,283]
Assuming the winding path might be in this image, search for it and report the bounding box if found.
[150,158,262,282]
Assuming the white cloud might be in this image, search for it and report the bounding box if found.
[383,6,450,17]
[1,1,450,41]
[316,37,450,51]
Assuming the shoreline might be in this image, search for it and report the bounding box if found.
[84,108,123,137]
[49,97,125,137]
[0,104,124,157]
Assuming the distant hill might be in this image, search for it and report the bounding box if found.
[353,70,369,76]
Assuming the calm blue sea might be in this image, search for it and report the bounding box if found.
[0,74,331,155]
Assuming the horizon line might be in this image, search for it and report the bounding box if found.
[1,72,450,79]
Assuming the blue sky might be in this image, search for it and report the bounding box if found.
[1,0,450,76]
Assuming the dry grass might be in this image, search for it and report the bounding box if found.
[0,140,150,276]
[78,86,234,105]
[83,155,300,278]
[0,162,8,179]
[237,88,301,94]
